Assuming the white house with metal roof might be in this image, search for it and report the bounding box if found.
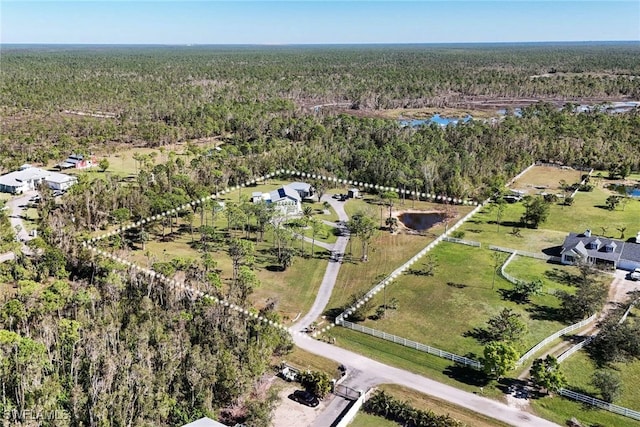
[251,183,305,216]
[181,417,227,427]
[0,166,77,194]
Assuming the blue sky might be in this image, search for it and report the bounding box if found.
[2,1,639,44]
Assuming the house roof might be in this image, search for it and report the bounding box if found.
[621,240,640,263]
[269,186,301,203]
[562,233,640,263]
[0,167,75,187]
[288,182,311,192]
[0,168,50,187]
[45,172,77,184]
[181,417,227,427]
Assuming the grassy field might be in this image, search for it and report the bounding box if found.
[459,184,640,253]
[21,207,39,232]
[327,327,504,399]
[504,255,582,294]
[560,349,640,410]
[326,232,434,315]
[350,243,572,358]
[279,347,340,376]
[511,165,583,193]
[531,394,640,427]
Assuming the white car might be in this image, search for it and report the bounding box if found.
[630,268,640,281]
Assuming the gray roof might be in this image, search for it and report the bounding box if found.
[269,186,301,203]
[621,239,640,263]
[288,182,311,192]
[181,417,227,427]
[45,171,77,184]
[561,232,625,263]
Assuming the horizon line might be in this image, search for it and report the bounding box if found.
[2,40,639,46]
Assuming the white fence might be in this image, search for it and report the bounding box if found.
[516,313,597,366]
[556,336,595,363]
[500,252,524,286]
[336,202,486,324]
[489,245,551,261]
[339,320,483,370]
[442,236,481,247]
[558,388,640,421]
[334,391,366,427]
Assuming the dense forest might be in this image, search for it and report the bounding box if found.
[1,44,640,197]
[1,44,640,426]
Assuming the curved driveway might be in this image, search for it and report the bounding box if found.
[291,195,559,426]
[293,195,350,332]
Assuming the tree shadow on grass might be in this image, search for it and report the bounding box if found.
[443,364,490,387]
[525,303,566,322]
[463,327,494,345]
[323,307,345,321]
[265,265,285,272]
[497,288,529,304]
[544,268,581,286]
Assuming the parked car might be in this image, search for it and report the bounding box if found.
[290,390,319,407]
[630,268,640,281]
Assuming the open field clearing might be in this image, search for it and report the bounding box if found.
[459,184,640,253]
[350,243,573,357]
[511,165,583,194]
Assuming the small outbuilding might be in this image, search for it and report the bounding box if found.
[347,188,360,199]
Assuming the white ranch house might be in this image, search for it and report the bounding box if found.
[0,165,77,194]
[251,182,313,216]
[561,229,640,272]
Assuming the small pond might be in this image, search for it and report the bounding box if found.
[398,212,443,231]
[628,187,640,198]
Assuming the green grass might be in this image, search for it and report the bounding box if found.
[561,349,640,410]
[460,184,640,254]
[326,231,434,314]
[328,327,503,398]
[352,243,570,357]
[531,394,640,427]
[350,413,398,427]
[122,206,330,322]
[21,207,39,232]
[503,255,580,294]
[280,347,340,376]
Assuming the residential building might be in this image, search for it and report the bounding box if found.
[288,181,314,199]
[57,153,97,170]
[0,166,77,194]
[268,185,302,215]
[181,417,228,427]
[561,229,640,271]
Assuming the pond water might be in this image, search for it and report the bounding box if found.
[398,212,443,231]
[399,114,472,128]
[628,187,640,198]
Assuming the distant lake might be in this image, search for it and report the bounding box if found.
[399,114,472,128]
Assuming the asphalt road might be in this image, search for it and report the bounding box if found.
[294,334,560,427]
[6,190,37,255]
[293,195,350,333]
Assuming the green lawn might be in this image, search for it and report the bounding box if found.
[118,196,332,322]
[328,327,503,399]
[21,207,39,232]
[561,349,640,410]
[326,232,434,315]
[531,394,640,427]
[350,243,571,358]
[503,255,581,295]
[459,184,640,254]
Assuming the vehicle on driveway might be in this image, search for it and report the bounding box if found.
[630,268,640,281]
[290,390,319,407]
